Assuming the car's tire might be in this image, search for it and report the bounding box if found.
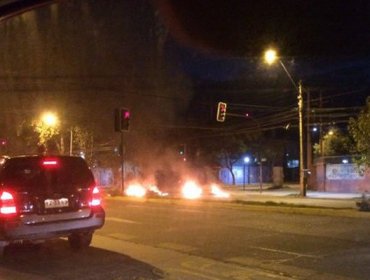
[68,231,93,250]
[0,246,6,257]
[0,241,9,258]
[30,242,43,251]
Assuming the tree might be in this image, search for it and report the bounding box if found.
[32,118,61,155]
[196,133,251,185]
[313,127,352,157]
[217,135,248,185]
[71,126,94,162]
[16,121,39,155]
[349,97,370,166]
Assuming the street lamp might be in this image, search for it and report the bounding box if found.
[39,112,60,155]
[243,156,250,190]
[40,112,74,156]
[41,112,58,127]
[69,128,73,155]
[264,48,306,197]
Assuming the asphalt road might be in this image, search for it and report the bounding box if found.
[0,198,369,279]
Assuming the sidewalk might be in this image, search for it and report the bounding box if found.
[226,184,362,209]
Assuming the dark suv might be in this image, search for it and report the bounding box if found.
[0,155,105,254]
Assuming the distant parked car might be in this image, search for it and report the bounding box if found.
[0,155,105,254]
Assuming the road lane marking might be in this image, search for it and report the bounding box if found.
[105,217,141,224]
[125,204,205,214]
[175,209,204,213]
[158,242,197,253]
[249,246,321,259]
[107,232,136,240]
[93,235,295,280]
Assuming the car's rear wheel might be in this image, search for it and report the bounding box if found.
[68,231,93,250]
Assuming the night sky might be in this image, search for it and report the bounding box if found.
[157,0,370,127]
[0,0,369,164]
[155,0,370,56]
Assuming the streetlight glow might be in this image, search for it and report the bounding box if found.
[264,49,278,65]
[244,156,250,164]
[41,112,58,127]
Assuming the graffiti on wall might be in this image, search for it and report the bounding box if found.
[326,164,365,180]
[92,168,114,187]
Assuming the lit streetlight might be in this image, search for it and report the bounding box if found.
[41,112,59,127]
[40,112,73,155]
[243,156,250,190]
[38,112,60,155]
[264,49,278,65]
[264,48,306,197]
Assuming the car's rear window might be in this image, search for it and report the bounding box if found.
[0,157,94,191]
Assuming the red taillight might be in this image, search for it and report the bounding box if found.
[90,186,101,207]
[0,191,17,215]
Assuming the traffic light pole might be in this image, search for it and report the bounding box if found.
[120,131,125,194]
[115,107,130,194]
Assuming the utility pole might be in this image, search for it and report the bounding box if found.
[319,92,323,156]
[306,90,312,179]
[298,81,306,197]
[69,129,73,155]
[263,49,306,197]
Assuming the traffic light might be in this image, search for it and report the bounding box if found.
[114,108,130,132]
[216,102,227,122]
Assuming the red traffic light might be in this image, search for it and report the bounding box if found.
[123,110,130,119]
[216,102,227,122]
[114,108,130,132]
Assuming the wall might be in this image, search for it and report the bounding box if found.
[311,162,370,193]
[219,165,271,185]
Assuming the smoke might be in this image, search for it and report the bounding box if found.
[0,0,194,161]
